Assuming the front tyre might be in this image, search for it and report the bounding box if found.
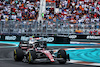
[57,50,67,64]
[14,49,24,61]
[27,50,37,64]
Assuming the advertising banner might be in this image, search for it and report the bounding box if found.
[0,35,70,44]
[69,35,100,39]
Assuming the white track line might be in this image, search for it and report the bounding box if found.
[67,60,100,66]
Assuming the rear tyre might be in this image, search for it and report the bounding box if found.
[14,49,24,61]
[57,50,66,64]
[27,50,37,64]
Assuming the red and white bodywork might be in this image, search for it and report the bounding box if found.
[19,38,69,63]
[26,47,55,62]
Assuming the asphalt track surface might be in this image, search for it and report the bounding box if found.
[0,45,98,67]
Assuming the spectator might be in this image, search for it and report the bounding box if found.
[0,0,40,21]
[43,0,100,35]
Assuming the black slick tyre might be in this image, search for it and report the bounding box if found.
[57,50,67,64]
[14,49,24,61]
[27,50,37,64]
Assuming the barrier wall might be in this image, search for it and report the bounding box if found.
[69,34,100,42]
[0,35,70,44]
[69,35,100,39]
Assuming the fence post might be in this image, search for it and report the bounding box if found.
[68,21,69,37]
[57,20,58,36]
[36,20,37,36]
[46,20,47,36]
[52,21,53,35]
[41,20,43,36]
[8,20,10,34]
[0,21,1,34]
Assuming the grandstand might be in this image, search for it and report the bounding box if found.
[0,0,100,35]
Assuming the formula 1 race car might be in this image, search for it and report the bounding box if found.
[14,38,70,64]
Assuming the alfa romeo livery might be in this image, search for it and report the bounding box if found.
[14,37,70,64]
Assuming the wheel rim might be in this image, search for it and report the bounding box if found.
[14,49,17,60]
[28,52,31,63]
[60,55,62,58]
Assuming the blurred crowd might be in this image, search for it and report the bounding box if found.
[44,0,100,24]
[0,0,100,35]
[0,0,40,21]
[42,0,100,35]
